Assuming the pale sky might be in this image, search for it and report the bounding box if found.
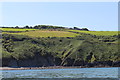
[1,2,118,31]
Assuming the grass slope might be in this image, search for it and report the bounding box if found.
[68,30,118,36]
[0,28,36,31]
[3,30,79,37]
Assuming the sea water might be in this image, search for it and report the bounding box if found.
[0,67,120,80]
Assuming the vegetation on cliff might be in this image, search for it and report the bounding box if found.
[1,26,119,67]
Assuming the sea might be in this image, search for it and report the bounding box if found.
[0,67,120,80]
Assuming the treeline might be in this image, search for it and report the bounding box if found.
[1,25,89,31]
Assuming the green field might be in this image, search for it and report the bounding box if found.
[0,28,36,31]
[68,30,118,36]
[3,30,79,37]
[1,28,119,38]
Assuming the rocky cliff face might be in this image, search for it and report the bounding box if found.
[2,55,56,67]
[2,56,120,67]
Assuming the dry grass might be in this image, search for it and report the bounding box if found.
[3,30,79,37]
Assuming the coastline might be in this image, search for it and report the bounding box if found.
[0,66,82,70]
[0,66,112,70]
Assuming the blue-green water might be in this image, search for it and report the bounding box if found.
[0,67,120,80]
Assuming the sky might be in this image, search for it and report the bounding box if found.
[1,2,118,31]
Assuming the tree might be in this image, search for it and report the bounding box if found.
[15,26,19,28]
[82,28,89,31]
[73,27,81,30]
[24,25,29,28]
[29,26,33,29]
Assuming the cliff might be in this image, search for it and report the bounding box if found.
[2,31,119,67]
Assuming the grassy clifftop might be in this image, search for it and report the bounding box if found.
[1,28,118,37]
[2,30,79,37]
[68,30,118,36]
